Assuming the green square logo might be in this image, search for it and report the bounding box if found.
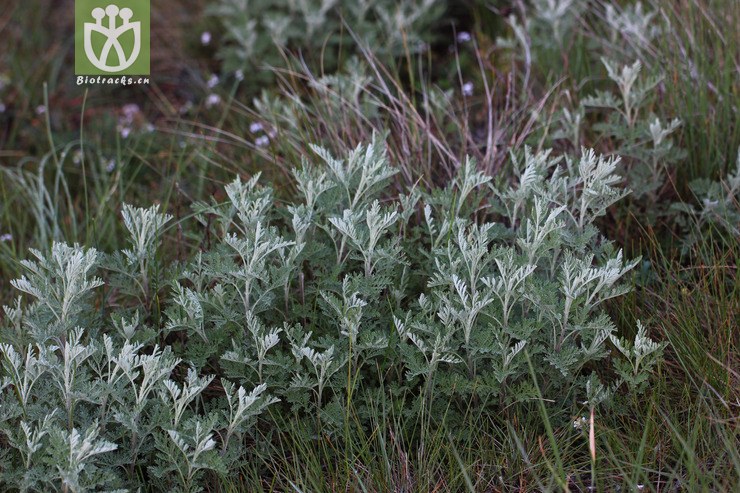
[75,0,150,75]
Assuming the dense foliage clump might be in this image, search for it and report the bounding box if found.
[208,0,446,74]
[0,137,664,491]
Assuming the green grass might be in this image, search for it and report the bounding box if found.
[651,0,740,182]
[215,346,738,491]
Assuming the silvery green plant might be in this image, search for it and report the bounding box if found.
[581,58,686,204]
[531,0,580,46]
[160,368,215,428]
[47,424,118,493]
[307,57,377,118]
[221,311,283,383]
[394,145,648,413]
[583,59,661,129]
[207,0,445,75]
[102,203,173,324]
[1,137,665,490]
[289,337,346,409]
[9,243,103,344]
[1,244,275,491]
[551,103,586,152]
[496,0,583,67]
[220,381,277,453]
[500,3,682,210]
[328,200,400,276]
[220,176,296,317]
[672,149,740,249]
[609,321,666,393]
[603,1,662,56]
[172,172,300,372]
[152,418,224,493]
[120,204,173,303]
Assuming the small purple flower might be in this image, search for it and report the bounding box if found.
[0,233,12,242]
[456,31,472,43]
[121,104,140,121]
[462,81,474,96]
[201,31,212,46]
[249,122,264,134]
[205,94,221,108]
[255,135,270,147]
